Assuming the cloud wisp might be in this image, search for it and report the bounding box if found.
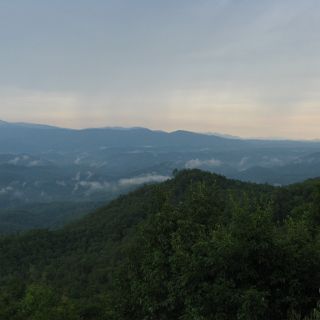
[185,159,222,169]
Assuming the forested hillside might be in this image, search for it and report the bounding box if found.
[0,170,319,319]
[0,201,101,234]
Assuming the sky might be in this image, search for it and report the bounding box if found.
[0,0,320,139]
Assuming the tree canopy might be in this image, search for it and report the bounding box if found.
[0,169,319,319]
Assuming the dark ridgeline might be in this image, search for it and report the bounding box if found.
[0,120,319,153]
[0,170,319,319]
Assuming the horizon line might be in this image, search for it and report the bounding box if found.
[1,118,319,142]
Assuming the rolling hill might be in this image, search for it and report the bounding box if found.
[0,170,319,319]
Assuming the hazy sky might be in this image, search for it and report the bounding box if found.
[1,0,320,139]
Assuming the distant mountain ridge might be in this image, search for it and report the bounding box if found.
[1,120,319,154]
[0,120,236,154]
[0,120,60,130]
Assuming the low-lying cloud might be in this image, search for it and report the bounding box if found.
[0,186,14,195]
[118,174,170,187]
[74,181,112,195]
[72,173,171,196]
[185,158,222,169]
[7,155,44,167]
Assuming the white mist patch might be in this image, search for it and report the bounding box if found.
[73,172,81,181]
[27,160,42,167]
[8,157,21,165]
[86,171,94,179]
[75,181,112,195]
[238,157,250,171]
[8,155,44,167]
[89,161,107,168]
[260,157,285,167]
[56,180,67,187]
[74,157,82,165]
[8,155,30,165]
[118,174,170,187]
[185,158,222,169]
[0,186,14,195]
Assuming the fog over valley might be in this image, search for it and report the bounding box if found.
[0,120,320,233]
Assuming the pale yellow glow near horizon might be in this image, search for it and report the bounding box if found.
[1,86,319,140]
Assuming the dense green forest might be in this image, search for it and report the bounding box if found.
[0,201,102,234]
[0,169,319,319]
